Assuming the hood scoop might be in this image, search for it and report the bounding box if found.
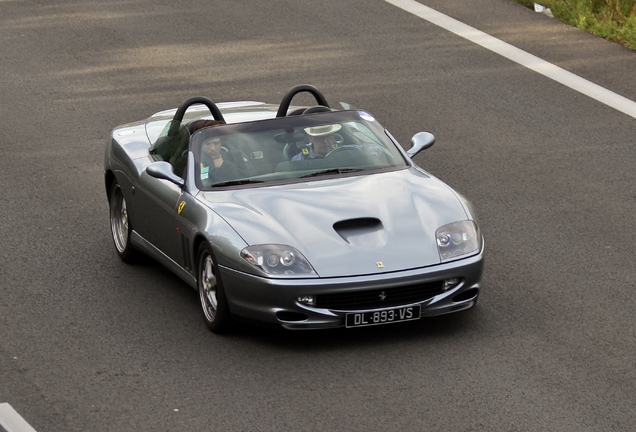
[333,217,388,249]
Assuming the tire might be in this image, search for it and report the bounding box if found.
[197,243,232,333]
[109,181,138,263]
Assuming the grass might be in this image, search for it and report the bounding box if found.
[514,0,636,50]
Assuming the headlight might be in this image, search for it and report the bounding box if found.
[436,221,481,262]
[240,244,317,276]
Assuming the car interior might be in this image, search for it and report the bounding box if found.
[149,85,404,186]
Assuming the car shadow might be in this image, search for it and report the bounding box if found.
[228,308,482,351]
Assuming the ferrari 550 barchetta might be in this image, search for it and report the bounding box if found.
[104,85,484,333]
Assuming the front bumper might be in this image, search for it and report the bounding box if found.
[219,248,484,330]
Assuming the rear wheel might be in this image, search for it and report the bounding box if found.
[109,181,137,263]
[197,243,232,333]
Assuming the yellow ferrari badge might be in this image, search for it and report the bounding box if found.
[177,201,186,215]
[376,262,384,268]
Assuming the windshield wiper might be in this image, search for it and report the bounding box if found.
[298,168,364,178]
[210,179,264,187]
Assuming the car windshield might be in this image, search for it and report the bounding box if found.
[189,110,408,189]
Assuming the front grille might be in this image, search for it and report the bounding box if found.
[315,281,445,311]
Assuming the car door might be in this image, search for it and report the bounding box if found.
[133,162,184,264]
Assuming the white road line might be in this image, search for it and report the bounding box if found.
[0,403,37,432]
[384,0,636,119]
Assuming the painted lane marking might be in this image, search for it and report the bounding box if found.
[0,403,38,432]
[384,0,636,119]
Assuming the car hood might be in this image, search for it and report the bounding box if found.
[199,168,469,278]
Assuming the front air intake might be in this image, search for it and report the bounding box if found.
[276,311,309,322]
[315,281,445,310]
[452,288,479,303]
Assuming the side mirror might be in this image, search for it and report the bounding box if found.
[146,161,185,187]
[406,132,435,158]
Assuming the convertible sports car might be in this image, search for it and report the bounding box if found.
[105,84,484,333]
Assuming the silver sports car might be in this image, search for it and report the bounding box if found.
[105,85,484,333]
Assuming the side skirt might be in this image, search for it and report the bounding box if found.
[130,230,197,289]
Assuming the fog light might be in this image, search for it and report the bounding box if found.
[443,278,461,291]
[297,295,315,306]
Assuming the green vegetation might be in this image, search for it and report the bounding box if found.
[514,0,636,50]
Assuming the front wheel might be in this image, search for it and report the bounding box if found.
[109,181,138,263]
[197,243,232,333]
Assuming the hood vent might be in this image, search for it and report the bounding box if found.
[333,217,384,245]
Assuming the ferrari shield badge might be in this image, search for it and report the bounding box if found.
[177,201,186,215]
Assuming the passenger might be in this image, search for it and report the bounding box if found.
[199,136,242,185]
[291,124,342,161]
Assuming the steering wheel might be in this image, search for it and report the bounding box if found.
[325,145,364,158]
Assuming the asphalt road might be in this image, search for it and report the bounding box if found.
[1,0,634,431]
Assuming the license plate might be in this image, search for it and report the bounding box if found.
[345,305,421,328]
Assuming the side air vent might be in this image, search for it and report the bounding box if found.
[181,234,192,271]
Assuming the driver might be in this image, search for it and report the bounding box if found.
[291,124,341,161]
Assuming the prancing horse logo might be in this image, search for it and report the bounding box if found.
[379,291,387,301]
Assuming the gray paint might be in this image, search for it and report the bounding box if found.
[104,99,484,328]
